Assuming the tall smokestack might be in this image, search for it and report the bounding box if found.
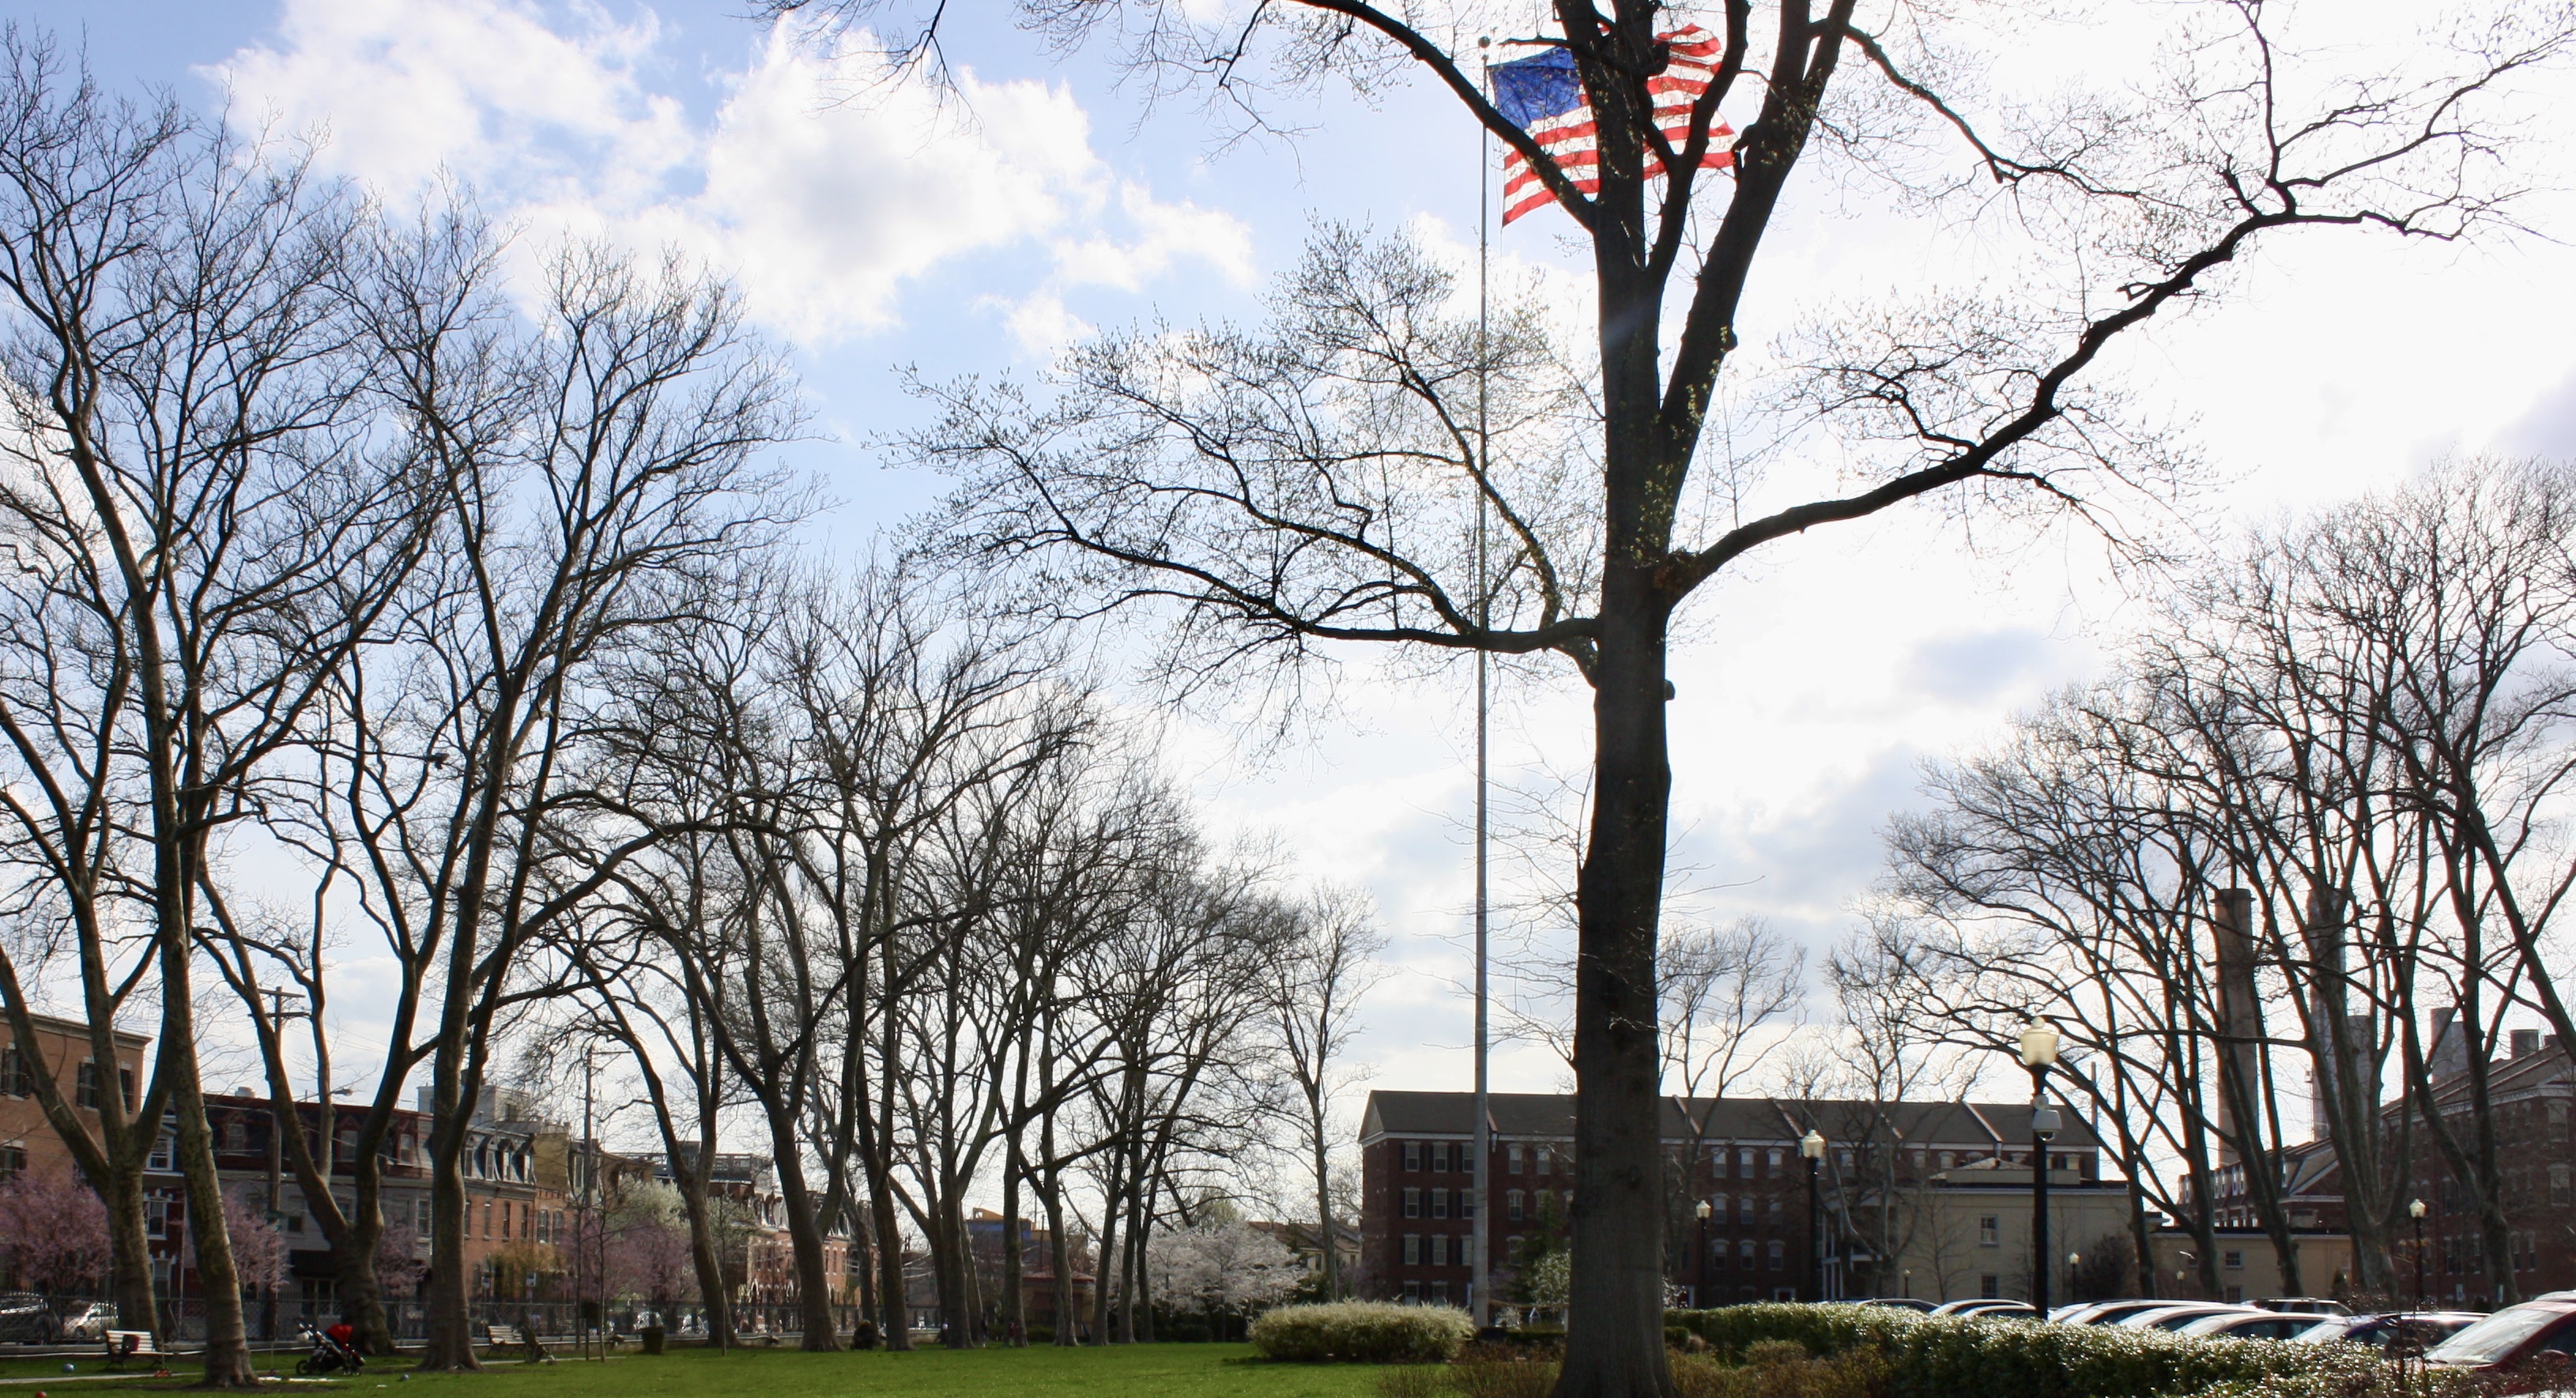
[2212,887,2265,1167]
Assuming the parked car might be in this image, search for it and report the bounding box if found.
[1854,1298,1938,1313]
[2116,1304,2265,1332]
[57,1302,116,1341]
[0,1293,58,1344]
[1929,1299,2038,1320]
[2054,1300,2189,1327]
[2426,1299,2576,1388]
[2298,1312,2484,1355]
[2175,1310,2334,1341]
[2254,1297,2352,1317]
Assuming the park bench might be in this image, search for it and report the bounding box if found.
[103,1330,165,1367]
[485,1323,552,1361]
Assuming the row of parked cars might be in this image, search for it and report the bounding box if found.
[1846,1292,2576,1381]
[0,1294,119,1344]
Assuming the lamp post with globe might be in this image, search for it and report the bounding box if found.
[1801,1130,1826,1302]
[2020,1021,2061,1314]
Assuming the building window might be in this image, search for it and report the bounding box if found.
[77,1061,100,1110]
[1979,1275,2000,1299]
[0,1144,23,1182]
[1403,1281,1421,1302]
[1737,1239,1755,1269]
[1403,1234,1421,1265]
[1710,1238,1728,1271]
[224,1116,250,1153]
[1737,1196,1753,1225]
[1508,1144,1525,1174]
[1430,1234,1448,1267]
[1508,1190,1526,1221]
[1767,1149,1784,1171]
[0,1043,28,1096]
[1940,1152,1956,1171]
[2223,1250,2244,1270]
[1767,1241,1785,1271]
[1710,1192,1727,1222]
[1431,1189,1449,1219]
[1978,1215,1999,1246]
[1404,1188,1421,1219]
[1837,1149,1853,1171]
[1768,1200,1783,1229]
[1461,1190,1474,1221]
[149,1134,173,1171]
[1404,1142,1421,1171]
[1431,1142,1450,1172]
[146,1193,171,1238]
[1737,1147,1754,1177]
[1431,1281,1450,1305]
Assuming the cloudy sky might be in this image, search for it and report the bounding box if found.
[37,0,2576,1129]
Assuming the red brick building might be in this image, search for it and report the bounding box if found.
[1357,1091,2120,1311]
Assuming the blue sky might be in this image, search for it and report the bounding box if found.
[37,0,2576,1131]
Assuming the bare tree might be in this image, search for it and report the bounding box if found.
[303,239,798,1370]
[874,2,2567,1365]
[0,38,445,1381]
[1262,884,1385,1299]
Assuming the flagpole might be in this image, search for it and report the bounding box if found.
[1471,31,1493,1336]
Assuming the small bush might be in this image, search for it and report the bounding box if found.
[1251,1302,1476,1364]
[1670,1340,1891,1398]
[1375,1365,1454,1398]
[846,1320,880,1351]
[1450,1348,1560,1398]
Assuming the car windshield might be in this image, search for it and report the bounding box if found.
[2429,1306,2563,1365]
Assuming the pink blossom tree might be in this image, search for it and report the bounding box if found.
[0,1164,112,1297]
[373,1220,428,1299]
[223,1193,289,1297]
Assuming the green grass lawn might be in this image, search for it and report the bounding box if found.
[1,1343,1390,1397]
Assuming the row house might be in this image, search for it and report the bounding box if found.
[1359,1091,2126,1311]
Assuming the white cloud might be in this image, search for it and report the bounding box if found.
[210,0,1256,346]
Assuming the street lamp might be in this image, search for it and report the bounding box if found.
[2020,1020,2061,1316]
[1695,1200,1712,1309]
[1801,1130,1826,1302]
[2410,1199,2428,1311]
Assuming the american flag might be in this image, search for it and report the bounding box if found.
[1489,26,1736,225]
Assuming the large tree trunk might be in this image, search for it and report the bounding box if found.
[762,1116,841,1351]
[330,1196,394,1356]
[168,1054,254,1385]
[1556,408,1676,1392]
[420,1062,480,1372]
[100,1166,159,1340]
[1001,1148,1026,1345]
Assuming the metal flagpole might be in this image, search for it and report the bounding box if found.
[1470,32,1493,1334]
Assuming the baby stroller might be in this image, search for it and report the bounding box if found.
[296,1322,365,1376]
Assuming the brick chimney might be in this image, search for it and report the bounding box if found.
[2514,1029,2541,1060]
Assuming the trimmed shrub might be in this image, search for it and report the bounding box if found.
[1250,1302,1476,1364]
[1664,1304,2404,1398]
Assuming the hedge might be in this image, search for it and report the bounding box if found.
[1664,1304,2407,1398]
[1247,1301,1476,1363]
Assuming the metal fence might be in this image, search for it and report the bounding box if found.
[8,1297,849,1347]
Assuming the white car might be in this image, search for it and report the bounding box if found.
[2175,1310,2333,1341]
[2057,1300,2191,1327]
[2116,1304,2265,1331]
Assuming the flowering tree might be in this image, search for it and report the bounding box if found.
[374,1221,428,1298]
[0,1164,111,1296]
[224,1193,289,1297]
[1146,1220,1303,1320]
